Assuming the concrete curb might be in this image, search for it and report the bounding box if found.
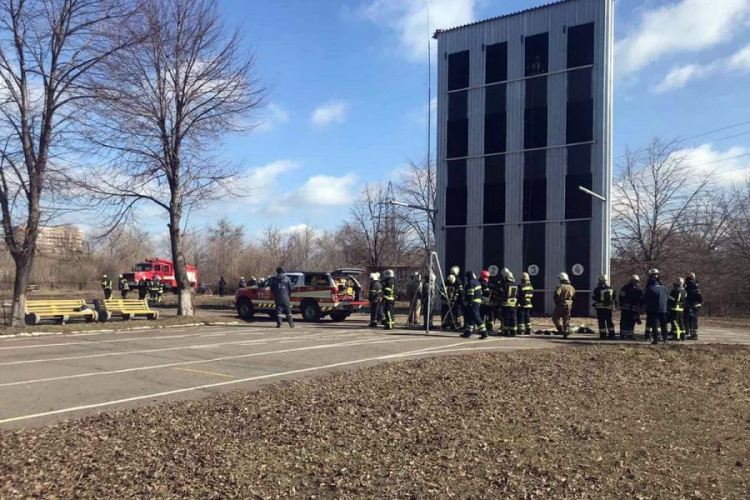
[0,321,242,339]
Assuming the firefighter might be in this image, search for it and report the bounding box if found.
[441,274,462,331]
[644,269,669,345]
[461,271,487,339]
[517,272,534,335]
[238,277,246,289]
[497,269,518,336]
[155,276,164,304]
[248,276,258,287]
[382,270,397,330]
[479,270,495,333]
[592,274,616,339]
[422,273,436,330]
[101,274,113,300]
[269,267,294,328]
[118,275,129,299]
[406,273,422,327]
[618,275,643,340]
[145,278,154,302]
[447,266,464,329]
[684,273,703,340]
[368,272,383,328]
[669,277,687,341]
[137,278,147,300]
[218,277,227,297]
[553,272,576,338]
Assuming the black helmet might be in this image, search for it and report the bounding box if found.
[465,271,476,280]
[276,267,284,274]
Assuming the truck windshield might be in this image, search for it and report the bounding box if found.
[134,264,152,271]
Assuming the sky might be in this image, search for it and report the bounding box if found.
[147,0,750,239]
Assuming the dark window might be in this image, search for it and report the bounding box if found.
[448,51,470,90]
[449,90,468,119]
[567,23,595,68]
[566,220,590,316]
[526,77,548,108]
[484,84,506,154]
[445,228,466,276]
[525,76,548,149]
[525,33,549,76]
[483,225,504,271]
[523,151,547,222]
[446,159,468,226]
[522,222,545,311]
[567,67,592,103]
[447,91,468,159]
[566,99,593,143]
[484,156,505,223]
[485,42,508,83]
[565,145,592,219]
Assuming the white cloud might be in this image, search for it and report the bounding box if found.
[653,43,750,93]
[616,0,750,76]
[311,100,348,127]
[232,160,300,206]
[360,0,476,62]
[256,103,290,132]
[675,143,750,183]
[282,223,310,234]
[296,173,358,206]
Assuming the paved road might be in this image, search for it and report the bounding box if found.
[1,320,748,429]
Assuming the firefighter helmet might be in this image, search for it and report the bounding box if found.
[631,274,640,283]
[480,270,490,280]
[687,272,696,281]
[369,273,378,280]
[465,271,476,281]
[450,266,460,276]
[102,274,108,278]
[599,274,609,285]
[446,274,456,284]
[383,270,395,279]
[675,277,685,286]
[522,272,530,281]
[649,268,659,277]
[558,272,569,282]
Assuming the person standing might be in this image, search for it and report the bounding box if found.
[422,273,437,330]
[155,277,164,304]
[382,270,397,330]
[145,278,155,302]
[238,277,246,289]
[644,269,669,345]
[447,266,465,330]
[368,272,383,328]
[137,278,147,300]
[118,275,129,299]
[101,275,113,300]
[553,272,576,338]
[441,274,462,331]
[684,273,703,340]
[479,270,495,333]
[218,277,227,297]
[269,267,294,328]
[669,277,687,340]
[461,271,487,339]
[517,272,534,335]
[406,273,422,327]
[496,269,519,336]
[618,275,643,340]
[592,274,616,340]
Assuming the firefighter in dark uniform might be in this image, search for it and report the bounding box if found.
[382,270,397,330]
[137,278,147,300]
[368,272,383,328]
[644,268,669,344]
[269,267,294,328]
[218,277,227,297]
[593,274,616,339]
[618,275,642,340]
[669,277,687,341]
[101,275,113,299]
[479,270,495,333]
[553,272,576,338]
[118,275,129,299]
[461,271,487,339]
[145,278,154,302]
[684,273,703,340]
[422,273,436,330]
[238,277,246,289]
[447,266,465,330]
[497,269,519,337]
[517,272,534,335]
[441,274,462,331]
[155,277,164,304]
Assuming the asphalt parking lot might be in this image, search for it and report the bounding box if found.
[1,319,749,429]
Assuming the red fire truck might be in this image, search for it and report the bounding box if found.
[123,258,198,291]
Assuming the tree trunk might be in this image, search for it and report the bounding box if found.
[10,252,34,327]
[168,211,194,317]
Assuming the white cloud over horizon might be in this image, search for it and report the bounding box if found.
[359,0,476,62]
[295,173,358,206]
[616,0,750,76]
[256,102,290,132]
[311,100,349,127]
[653,43,750,92]
[676,143,750,183]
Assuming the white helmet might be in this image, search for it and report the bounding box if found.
[119,274,123,278]
[631,274,640,283]
[649,268,659,276]
[599,274,609,285]
[558,272,569,282]
[429,273,436,282]
[369,273,378,280]
[103,274,108,278]
[502,269,514,282]
[674,277,684,286]
[240,276,245,280]
[383,270,395,279]
[449,266,460,276]
[446,274,456,284]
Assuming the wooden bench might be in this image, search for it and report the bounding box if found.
[25,299,98,325]
[98,299,159,321]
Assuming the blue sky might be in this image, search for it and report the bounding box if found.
[164,0,750,239]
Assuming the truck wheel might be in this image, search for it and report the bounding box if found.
[301,300,321,322]
[236,298,255,320]
[330,312,349,322]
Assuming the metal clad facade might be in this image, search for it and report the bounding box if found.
[436,0,614,314]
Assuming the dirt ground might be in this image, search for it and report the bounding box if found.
[1,345,748,499]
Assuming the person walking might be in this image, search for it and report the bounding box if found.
[118,275,129,299]
[497,269,519,336]
[618,275,643,340]
[269,267,294,328]
[517,272,534,335]
[644,269,669,345]
[382,270,397,330]
[669,277,687,341]
[368,272,383,328]
[553,272,576,338]
[592,274,616,340]
[461,271,487,339]
[684,273,703,340]
[101,275,113,300]
[218,277,227,297]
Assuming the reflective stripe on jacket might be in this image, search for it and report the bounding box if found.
[669,287,686,312]
[519,283,534,309]
[593,286,615,310]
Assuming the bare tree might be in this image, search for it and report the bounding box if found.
[83,0,263,315]
[394,156,436,253]
[0,0,130,325]
[612,137,715,272]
